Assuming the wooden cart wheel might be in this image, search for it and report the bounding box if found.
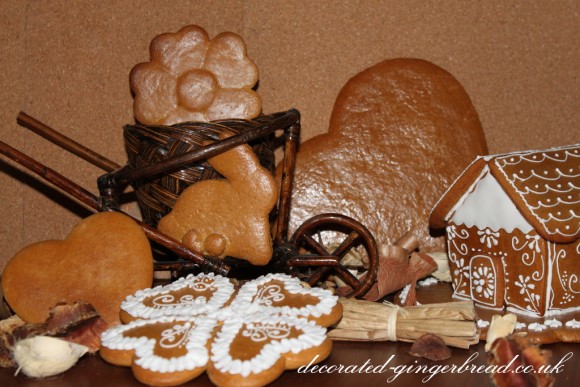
[288,213,379,298]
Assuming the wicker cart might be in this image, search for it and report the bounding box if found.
[1,109,378,297]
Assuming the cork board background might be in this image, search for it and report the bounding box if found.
[0,1,578,272]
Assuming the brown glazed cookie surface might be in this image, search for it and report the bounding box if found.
[119,273,236,323]
[283,58,488,251]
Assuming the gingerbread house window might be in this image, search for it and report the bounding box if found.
[429,145,579,317]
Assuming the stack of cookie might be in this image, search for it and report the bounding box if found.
[128,24,279,267]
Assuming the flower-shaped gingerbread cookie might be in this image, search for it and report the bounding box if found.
[130,24,261,125]
[100,273,342,386]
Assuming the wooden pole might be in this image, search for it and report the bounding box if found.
[0,140,230,276]
[17,112,121,172]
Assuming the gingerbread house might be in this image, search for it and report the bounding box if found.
[430,144,579,317]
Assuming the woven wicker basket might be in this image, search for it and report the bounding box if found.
[124,113,280,228]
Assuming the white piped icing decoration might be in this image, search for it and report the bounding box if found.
[210,313,326,377]
[565,319,580,328]
[515,322,527,330]
[121,272,235,320]
[543,318,562,328]
[527,322,547,332]
[492,145,579,239]
[229,273,338,320]
[477,319,490,328]
[398,284,412,304]
[100,316,216,373]
[417,277,438,287]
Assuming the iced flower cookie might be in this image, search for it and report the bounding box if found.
[120,273,235,323]
[100,315,216,386]
[102,273,342,386]
[208,313,332,386]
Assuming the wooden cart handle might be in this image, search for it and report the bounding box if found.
[17,112,121,172]
[0,139,230,276]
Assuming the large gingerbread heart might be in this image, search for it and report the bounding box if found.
[1,212,154,324]
[282,58,488,251]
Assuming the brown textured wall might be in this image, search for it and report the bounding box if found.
[0,1,578,271]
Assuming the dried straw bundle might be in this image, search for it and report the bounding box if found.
[329,298,479,349]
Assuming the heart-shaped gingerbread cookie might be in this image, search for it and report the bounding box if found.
[229,273,343,327]
[102,273,341,385]
[283,59,488,252]
[1,212,153,324]
[100,315,216,386]
[208,314,332,386]
[120,272,236,323]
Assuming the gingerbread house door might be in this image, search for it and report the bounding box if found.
[469,255,505,309]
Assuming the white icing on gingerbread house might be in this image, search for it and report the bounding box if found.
[430,144,579,317]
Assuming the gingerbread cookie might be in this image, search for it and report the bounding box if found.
[120,273,236,323]
[100,315,216,386]
[280,58,487,252]
[229,273,343,327]
[101,273,341,385]
[2,212,153,324]
[130,24,261,125]
[208,313,332,386]
[157,134,278,265]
